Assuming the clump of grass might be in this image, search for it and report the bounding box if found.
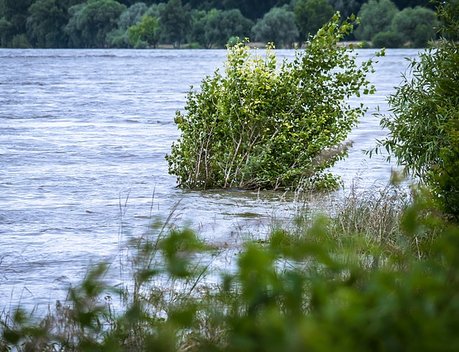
[269,184,407,264]
[329,185,409,269]
[333,186,405,241]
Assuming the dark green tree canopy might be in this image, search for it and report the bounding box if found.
[190,8,252,48]
[118,1,148,29]
[128,14,160,47]
[65,0,126,48]
[328,0,362,18]
[252,5,298,47]
[294,0,334,39]
[377,1,459,218]
[391,6,437,47]
[222,0,290,19]
[0,16,13,46]
[158,0,190,47]
[0,0,440,48]
[106,2,148,47]
[26,0,69,47]
[354,0,399,41]
[0,0,33,45]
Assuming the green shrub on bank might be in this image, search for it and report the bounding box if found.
[166,14,379,191]
[375,1,459,220]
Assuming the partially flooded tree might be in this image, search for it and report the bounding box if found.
[167,14,380,191]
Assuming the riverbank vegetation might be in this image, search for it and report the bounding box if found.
[374,0,459,220]
[1,1,459,351]
[2,185,459,351]
[0,0,437,48]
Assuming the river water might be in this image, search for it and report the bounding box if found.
[0,48,418,310]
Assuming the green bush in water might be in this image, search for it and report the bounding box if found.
[167,13,379,191]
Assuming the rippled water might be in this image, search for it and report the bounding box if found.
[0,48,418,309]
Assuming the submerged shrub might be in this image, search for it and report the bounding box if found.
[166,13,379,191]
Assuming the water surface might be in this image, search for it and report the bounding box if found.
[0,48,418,309]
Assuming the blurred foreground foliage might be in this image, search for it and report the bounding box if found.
[2,186,459,351]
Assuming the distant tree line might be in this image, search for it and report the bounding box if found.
[0,0,437,48]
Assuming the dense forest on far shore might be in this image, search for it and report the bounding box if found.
[0,0,437,49]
